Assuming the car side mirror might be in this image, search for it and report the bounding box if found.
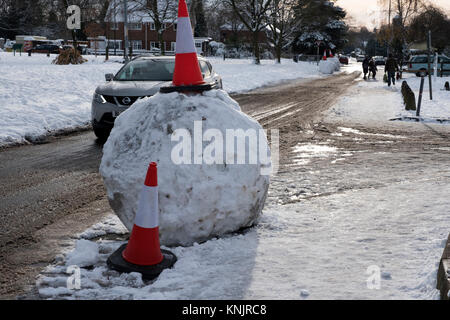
[105,73,114,82]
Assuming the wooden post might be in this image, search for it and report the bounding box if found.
[437,234,450,300]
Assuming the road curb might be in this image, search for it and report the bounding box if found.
[437,233,450,300]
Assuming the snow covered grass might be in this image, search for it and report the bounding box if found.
[0,53,322,147]
[208,57,322,94]
[327,70,450,126]
[0,52,123,146]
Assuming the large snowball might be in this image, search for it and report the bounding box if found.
[100,90,271,246]
[319,60,336,74]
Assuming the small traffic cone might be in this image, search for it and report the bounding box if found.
[160,0,214,93]
[107,162,177,280]
[329,50,334,58]
[323,50,327,61]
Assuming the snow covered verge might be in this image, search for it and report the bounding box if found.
[0,52,123,147]
[36,173,450,299]
[327,72,450,126]
[209,57,322,93]
[0,53,322,147]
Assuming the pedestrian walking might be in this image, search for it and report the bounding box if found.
[362,56,369,80]
[368,58,377,79]
[385,53,399,87]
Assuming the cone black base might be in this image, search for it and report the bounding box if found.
[107,244,177,281]
[160,82,216,94]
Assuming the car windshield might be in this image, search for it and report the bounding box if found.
[115,59,175,81]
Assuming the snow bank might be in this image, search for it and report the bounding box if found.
[328,57,341,71]
[319,60,335,74]
[319,57,340,75]
[100,89,271,246]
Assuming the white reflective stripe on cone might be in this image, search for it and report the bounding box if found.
[134,186,159,229]
[176,17,196,54]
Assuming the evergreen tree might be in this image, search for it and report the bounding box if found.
[293,0,348,54]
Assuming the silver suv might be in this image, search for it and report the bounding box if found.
[91,55,223,139]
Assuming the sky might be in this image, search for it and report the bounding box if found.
[336,0,450,29]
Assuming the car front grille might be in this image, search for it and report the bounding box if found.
[103,95,150,106]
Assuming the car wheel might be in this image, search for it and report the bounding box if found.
[93,124,111,141]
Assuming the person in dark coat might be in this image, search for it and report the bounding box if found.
[385,53,399,86]
[362,56,369,80]
[368,58,377,79]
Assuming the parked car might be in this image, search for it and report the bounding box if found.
[91,55,223,140]
[339,55,349,65]
[407,54,450,77]
[356,55,365,62]
[373,56,386,65]
[29,44,62,54]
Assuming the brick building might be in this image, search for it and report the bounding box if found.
[100,1,210,54]
[104,21,178,52]
[219,23,268,45]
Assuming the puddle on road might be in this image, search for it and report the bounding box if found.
[338,127,406,139]
[291,144,339,165]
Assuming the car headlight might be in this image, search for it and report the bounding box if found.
[93,92,106,104]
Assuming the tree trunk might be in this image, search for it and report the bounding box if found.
[276,41,282,63]
[159,31,165,55]
[253,32,260,65]
[155,20,165,55]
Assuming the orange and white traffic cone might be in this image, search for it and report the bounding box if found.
[323,50,327,61]
[172,0,204,87]
[160,0,214,93]
[329,50,334,58]
[107,162,177,280]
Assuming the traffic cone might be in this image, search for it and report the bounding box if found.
[329,49,334,58]
[107,162,177,280]
[323,50,327,61]
[160,0,214,93]
[172,0,204,86]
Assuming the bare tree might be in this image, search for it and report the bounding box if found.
[379,0,424,26]
[378,0,425,57]
[132,0,177,55]
[266,0,298,63]
[226,0,272,64]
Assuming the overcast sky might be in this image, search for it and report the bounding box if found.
[336,0,450,29]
